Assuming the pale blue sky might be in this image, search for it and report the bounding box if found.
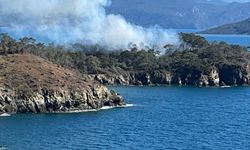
[225,0,250,2]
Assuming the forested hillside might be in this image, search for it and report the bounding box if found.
[1,33,249,86]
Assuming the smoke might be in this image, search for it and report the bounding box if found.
[0,0,179,50]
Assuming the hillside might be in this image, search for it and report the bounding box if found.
[199,18,250,34]
[0,54,125,114]
[1,33,250,87]
[106,0,250,29]
[1,32,250,91]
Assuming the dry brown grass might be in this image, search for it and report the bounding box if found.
[0,53,95,94]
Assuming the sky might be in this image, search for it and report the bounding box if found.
[225,0,250,2]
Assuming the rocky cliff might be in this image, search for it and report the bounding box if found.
[94,64,250,86]
[0,54,125,114]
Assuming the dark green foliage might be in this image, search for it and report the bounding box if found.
[180,33,209,49]
[0,33,249,76]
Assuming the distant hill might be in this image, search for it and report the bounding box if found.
[199,18,250,34]
[1,0,250,30]
[107,0,250,29]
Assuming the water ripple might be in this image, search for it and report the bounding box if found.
[1,86,250,149]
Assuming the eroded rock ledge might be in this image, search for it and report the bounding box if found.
[0,54,125,114]
[93,64,250,86]
[0,85,125,114]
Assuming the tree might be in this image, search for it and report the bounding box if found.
[180,33,209,49]
[0,33,17,54]
[164,44,176,55]
[85,56,101,74]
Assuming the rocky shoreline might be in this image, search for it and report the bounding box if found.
[0,54,125,114]
[93,64,250,87]
[1,53,249,115]
[0,85,125,114]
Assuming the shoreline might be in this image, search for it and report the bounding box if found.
[0,104,135,116]
[54,104,135,114]
[109,84,250,88]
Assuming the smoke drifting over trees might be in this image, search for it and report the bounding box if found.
[0,0,179,50]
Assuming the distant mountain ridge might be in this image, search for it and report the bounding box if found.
[106,0,250,29]
[1,0,250,30]
[199,18,250,34]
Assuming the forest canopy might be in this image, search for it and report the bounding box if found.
[0,33,249,75]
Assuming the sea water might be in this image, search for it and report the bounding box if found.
[201,34,250,47]
[172,28,250,47]
[1,86,250,150]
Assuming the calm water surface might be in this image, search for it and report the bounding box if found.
[1,86,250,150]
[201,34,250,47]
[173,29,250,47]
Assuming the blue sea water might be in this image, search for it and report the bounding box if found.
[173,29,250,47]
[1,86,250,150]
[201,34,250,47]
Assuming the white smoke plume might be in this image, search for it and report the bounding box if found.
[0,0,179,50]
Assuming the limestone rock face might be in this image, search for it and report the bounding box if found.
[0,54,125,114]
[93,71,173,86]
[0,85,125,114]
[209,69,220,86]
[92,64,250,86]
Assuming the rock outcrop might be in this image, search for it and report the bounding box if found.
[0,54,125,114]
[0,85,125,114]
[93,64,250,86]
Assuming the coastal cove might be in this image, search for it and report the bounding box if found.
[1,32,250,115]
[1,1,250,150]
[1,86,250,149]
